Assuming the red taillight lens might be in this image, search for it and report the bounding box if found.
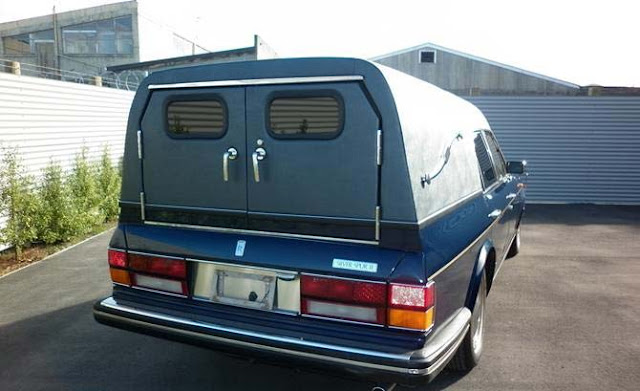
[128,253,187,279]
[301,275,386,305]
[108,249,127,268]
[300,275,386,325]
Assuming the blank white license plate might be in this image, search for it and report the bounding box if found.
[214,270,276,310]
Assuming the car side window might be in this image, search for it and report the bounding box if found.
[484,131,507,178]
[474,132,496,188]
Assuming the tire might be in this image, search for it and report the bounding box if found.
[506,227,521,259]
[449,272,487,372]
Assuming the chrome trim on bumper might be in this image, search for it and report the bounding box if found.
[95,297,468,377]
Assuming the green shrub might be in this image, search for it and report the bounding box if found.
[0,148,40,259]
[36,160,78,244]
[97,146,121,222]
[68,147,104,234]
[0,145,122,256]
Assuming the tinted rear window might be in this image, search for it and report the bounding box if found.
[474,133,496,186]
[269,96,342,138]
[167,100,225,137]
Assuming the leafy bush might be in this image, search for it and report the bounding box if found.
[68,147,105,234]
[0,148,40,259]
[0,145,122,258]
[97,145,121,222]
[36,160,77,244]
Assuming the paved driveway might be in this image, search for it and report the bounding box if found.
[1,205,639,390]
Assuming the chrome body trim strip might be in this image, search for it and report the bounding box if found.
[127,250,185,260]
[300,313,386,328]
[143,220,379,246]
[148,76,365,90]
[428,189,522,280]
[418,190,482,227]
[139,192,146,221]
[136,130,143,160]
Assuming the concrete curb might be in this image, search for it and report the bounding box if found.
[0,228,114,280]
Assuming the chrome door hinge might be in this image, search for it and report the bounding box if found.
[375,206,381,241]
[137,130,143,159]
[139,191,146,221]
[376,129,382,166]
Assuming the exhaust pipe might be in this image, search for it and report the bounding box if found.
[371,384,396,391]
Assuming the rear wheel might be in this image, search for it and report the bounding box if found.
[449,272,486,372]
[506,227,521,259]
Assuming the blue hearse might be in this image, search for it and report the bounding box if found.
[94,58,526,388]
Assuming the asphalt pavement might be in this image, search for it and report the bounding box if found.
[1,205,639,391]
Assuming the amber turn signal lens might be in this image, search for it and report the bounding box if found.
[388,307,434,330]
[109,267,131,286]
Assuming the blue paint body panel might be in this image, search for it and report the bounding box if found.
[123,223,408,281]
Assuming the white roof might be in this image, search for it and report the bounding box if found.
[370,42,579,89]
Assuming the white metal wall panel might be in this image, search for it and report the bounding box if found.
[0,72,134,250]
[466,97,640,204]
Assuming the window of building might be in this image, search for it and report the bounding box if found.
[62,16,133,55]
[269,96,342,138]
[167,100,226,138]
[474,132,496,187]
[419,50,436,64]
[3,30,54,55]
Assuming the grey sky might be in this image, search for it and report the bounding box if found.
[1,0,638,86]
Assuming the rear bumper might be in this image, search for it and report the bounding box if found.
[94,297,470,384]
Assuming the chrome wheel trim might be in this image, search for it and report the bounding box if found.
[515,228,521,251]
[471,281,485,357]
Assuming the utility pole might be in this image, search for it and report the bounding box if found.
[52,5,61,76]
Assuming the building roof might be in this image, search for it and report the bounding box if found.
[371,42,580,89]
[106,46,255,72]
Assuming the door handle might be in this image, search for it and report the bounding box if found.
[488,209,501,218]
[223,147,237,182]
[252,147,267,182]
[506,193,517,200]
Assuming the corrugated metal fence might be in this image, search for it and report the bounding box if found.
[467,97,640,204]
[0,72,134,250]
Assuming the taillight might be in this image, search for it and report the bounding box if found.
[109,267,131,285]
[301,275,386,325]
[128,253,187,279]
[387,282,435,331]
[107,250,188,296]
[108,249,127,268]
[131,273,188,295]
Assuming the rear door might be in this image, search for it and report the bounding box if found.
[245,83,380,241]
[141,87,247,228]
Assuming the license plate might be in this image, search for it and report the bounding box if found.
[213,269,276,310]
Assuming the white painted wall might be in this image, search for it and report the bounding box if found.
[0,72,134,250]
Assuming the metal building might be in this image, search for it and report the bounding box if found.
[372,42,580,96]
[0,1,207,82]
[373,43,640,205]
[467,97,640,204]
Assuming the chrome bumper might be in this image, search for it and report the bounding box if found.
[94,297,470,382]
